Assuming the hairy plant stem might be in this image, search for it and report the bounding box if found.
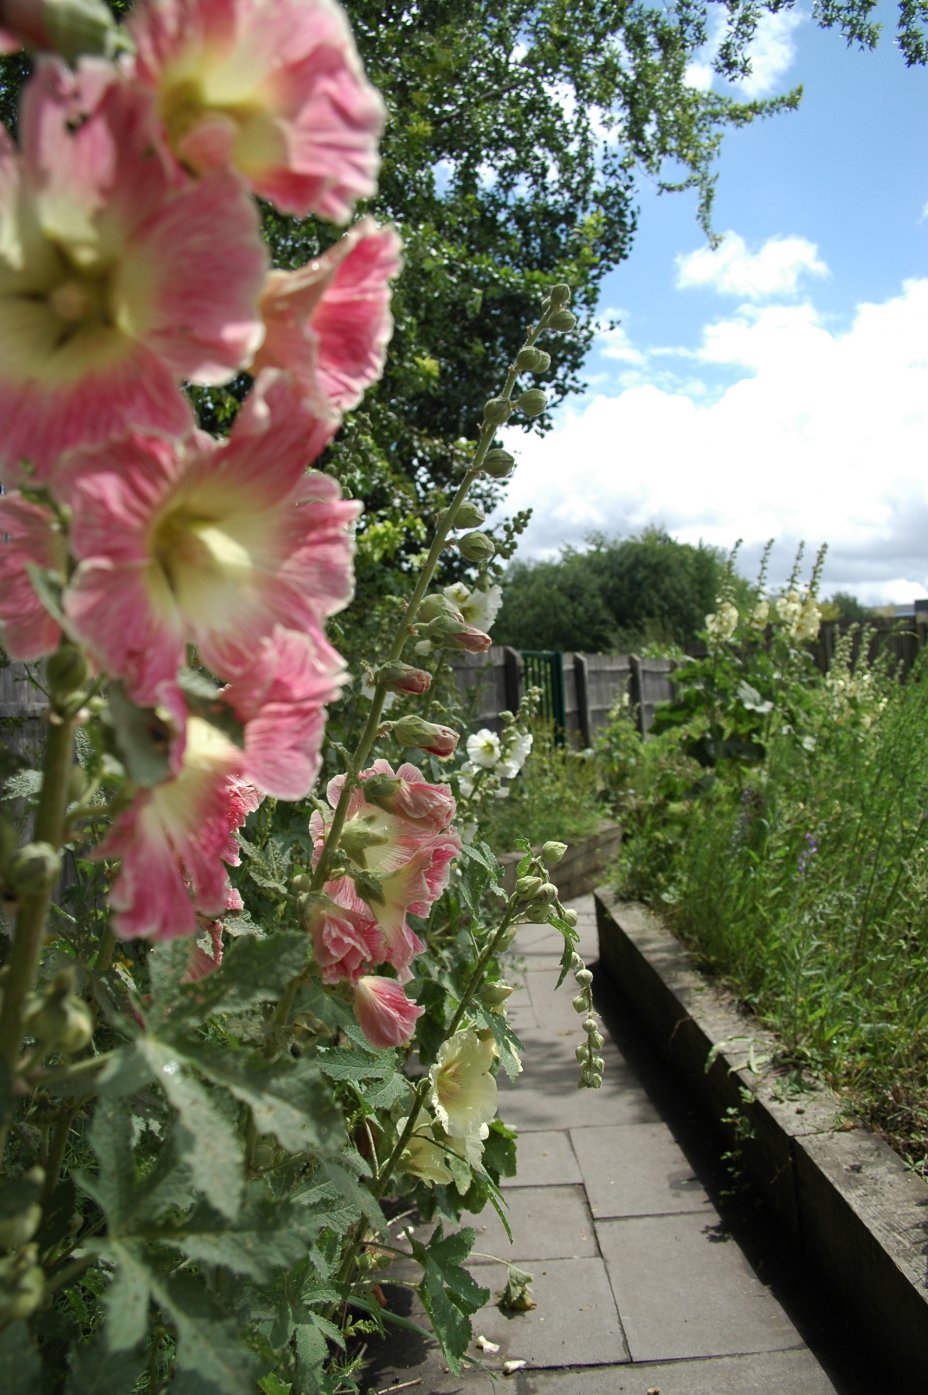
[0,707,77,1155]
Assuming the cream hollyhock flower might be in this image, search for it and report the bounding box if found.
[750,599,770,629]
[466,729,501,769]
[398,1117,453,1187]
[429,1029,497,1140]
[705,600,738,645]
[443,581,502,637]
[499,730,532,779]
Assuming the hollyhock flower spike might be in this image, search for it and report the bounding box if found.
[354,974,423,1049]
[129,0,385,220]
[95,690,263,941]
[0,59,266,485]
[252,218,402,412]
[61,372,358,704]
[0,492,66,658]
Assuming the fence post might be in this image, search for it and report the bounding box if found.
[502,647,522,714]
[573,653,591,746]
[629,654,645,737]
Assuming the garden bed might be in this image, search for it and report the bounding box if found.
[498,820,621,901]
[594,888,928,1387]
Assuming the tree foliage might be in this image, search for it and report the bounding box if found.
[494,528,727,652]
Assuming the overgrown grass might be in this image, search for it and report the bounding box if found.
[607,628,928,1173]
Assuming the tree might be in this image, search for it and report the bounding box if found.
[494,529,726,652]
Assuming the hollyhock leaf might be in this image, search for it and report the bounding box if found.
[136,1036,245,1220]
[409,1223,488,1374]
[165,1192,316,1283]
[146,1268,263,1395]
[145,931,307,1026]
[64,1330,145,1395]
[176,1039,340,1156]
[473,1004,524,1082]
[0,1323,42,1394]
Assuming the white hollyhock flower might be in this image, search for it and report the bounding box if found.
[429,1029,498,1139]
[467,729,502,768]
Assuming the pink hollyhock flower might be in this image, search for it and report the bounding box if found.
[128,0,385,220]
[0,59,266,486]
[310,762,460,974]
[221,625,348,801]
[0,492,66,658]
[251,218,401,411]
[61,372,358,703]
[96,704,262,941]
[354,975,423,1049]
[307,897,381,984]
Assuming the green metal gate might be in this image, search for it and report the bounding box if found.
[521,650,566,745]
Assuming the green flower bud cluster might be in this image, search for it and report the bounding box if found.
[457,530,495,562]
[515,346,551,374]
[569,953,604,1088]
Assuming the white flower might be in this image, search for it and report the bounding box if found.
[705,600,738,644]
[750,599,769,629]
[467,729,502,768]
[398,1118,453,1186]
[500,731,532,778]
[443,582,503,635]
[429,1029,498,1139]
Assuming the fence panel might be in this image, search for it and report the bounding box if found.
[582,654,633,738]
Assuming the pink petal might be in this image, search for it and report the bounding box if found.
[354,975,423,1049]
[0,493,66,658]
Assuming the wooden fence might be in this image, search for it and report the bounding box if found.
[450,648,677,744]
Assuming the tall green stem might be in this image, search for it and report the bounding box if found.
[0,713,77,1075]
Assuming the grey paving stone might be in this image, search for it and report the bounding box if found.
[498,1024,658,1132]
[469,1183,597,1261]
[467,1257,630,1369]
[569,1123,712,1219]
[503,1130,582,1189]
[597,1213,804,1362]
[497,1348,842,1394]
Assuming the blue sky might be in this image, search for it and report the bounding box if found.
[496,4,928,603]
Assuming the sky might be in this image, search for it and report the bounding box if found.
[493,4,928,604]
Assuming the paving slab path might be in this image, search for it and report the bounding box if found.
[363,897,880,1395]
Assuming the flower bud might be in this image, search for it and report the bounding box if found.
[571,994,588,1014]
[0,0,117,61]
[548,309,577,331]
[5,842,61,896]
[391,715,459,758]
[457,531,495,563]
[541,840,568,865]
[483,396,512,427]
[574,968,593,988]
[515,346,551,374]
[299,891,332,934]
[23,971,93,1053]
[46,644,89,699]
[454,500,486,528]
[418,593,457,623]
[537,881,559,905]
[562,908,578,927]
[360,773,404,811]
[376,662,432,695]
[548,283,572,308]
[482,448,516,479]
[0,1246,45,1324]
[589,1030,605,1049]
[515,389,547,418]
[515,875,544,902]
[0,1167,44,1251]
[582,1016,599,1034]
[480,982,514,1009]
[575,1043,588,1064]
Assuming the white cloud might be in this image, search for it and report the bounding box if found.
[676,233,829,300]
[594,316,644,365]
[737,10,804,98]
[494,278,928,603]
[682,8,802,97]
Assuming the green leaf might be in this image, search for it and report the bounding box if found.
[135,1037,244,1220]
[148,931,309,1026]
[101,1242,151,1350]
[409,1223,488,1373]
[258,1376,292,1395]
[0,767,42,802]
[0,1322,43,1393]
[25,561,66,628]
[64,1328,145,1395]
[175,1038,339,1156]
[166,1191,315,1282]
[106,683,173,787]
[473,1004,523,1081]
[151,1268,264,1395]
